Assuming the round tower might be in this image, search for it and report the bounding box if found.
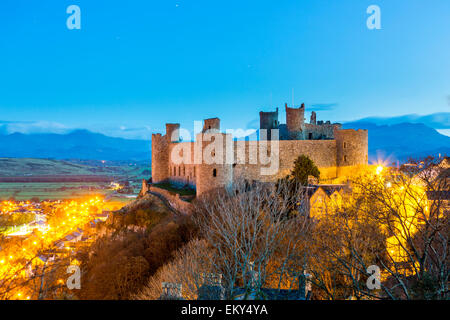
[335,128,368,171]
[195,132,233,197]
[151,133,169,183]
[285,103,305,139]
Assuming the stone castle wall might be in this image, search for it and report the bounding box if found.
[285,104,305,140]
[302,123,341,140]
[152,128,367,196]
[259,109,279,140]
[168,141,196,187]
[203,118,221,132]
[150,105,368,196]
[195,132,233,196]
[335,129,368,167]
[151,134,169,183]
[232,139,338,182]
[149,186,194,215]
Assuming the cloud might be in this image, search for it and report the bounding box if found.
[246,118,259,129]
[308,103,338,111]
[0,120,153,140]
[0,120,69,135]
[96,125,153,140]
[350,112,450,129]
[436,129,450,137]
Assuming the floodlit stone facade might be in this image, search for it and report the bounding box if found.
[149,103,368,196]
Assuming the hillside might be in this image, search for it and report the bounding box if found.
[0,158,102,176]
[0,158,150,180]
[77,193,196,299]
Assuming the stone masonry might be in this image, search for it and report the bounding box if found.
[148,103,368,197]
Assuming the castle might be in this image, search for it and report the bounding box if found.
[149,103,368,197]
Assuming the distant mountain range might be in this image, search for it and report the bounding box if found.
[0,120,448,163]
[343,121,450,162]
[351,112,450,130]
[0,130,150,161]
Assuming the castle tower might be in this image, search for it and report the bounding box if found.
[202,118,220,133]
[166,123,180,142]
[195,131,233,197]
[259,108,279,140]
[335,128,368,175]
[151,133,169,183]
[285,103,305,140]
[310,111,317,125]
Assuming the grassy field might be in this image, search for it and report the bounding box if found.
[0,158,150,202]
[0,158,150,179]
[0,158,98,176]
[0,182,137,210]
[0,182,110,201]
[152,182,196,196]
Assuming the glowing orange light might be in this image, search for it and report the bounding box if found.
[376,166,383,175]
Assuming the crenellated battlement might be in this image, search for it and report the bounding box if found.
[148,103,368,196]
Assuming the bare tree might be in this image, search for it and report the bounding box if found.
[309,157,449,300]
[134,238,213,300]
[193,179,312,299]
[0,243,71,300]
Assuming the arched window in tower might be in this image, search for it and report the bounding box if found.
[344,155,348,163]
[213,168,217,177]
[343,142,347,149]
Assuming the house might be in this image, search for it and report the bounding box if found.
[64,231,82,243]
[426,190,450,216]
[53,240,65,250]
[95,211,109,222]
[38,254,55,264]
[159,282,183,300]
[307,184,348,218]
[424,157,449,215]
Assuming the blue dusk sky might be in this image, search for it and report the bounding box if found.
[0,0,449,139]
